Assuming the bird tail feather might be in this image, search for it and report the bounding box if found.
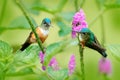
[20,42,30,51]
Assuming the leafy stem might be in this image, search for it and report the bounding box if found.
[15,0,44,52]
[0,0,7,25]
[103,74,110,80]
[78,34,85,80]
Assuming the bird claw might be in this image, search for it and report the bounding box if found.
[80,42,84,49]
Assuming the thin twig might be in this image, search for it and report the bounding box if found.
[15,0,44,52]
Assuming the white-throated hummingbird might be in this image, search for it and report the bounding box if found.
[20,18,51,51]
[77,28,107,57]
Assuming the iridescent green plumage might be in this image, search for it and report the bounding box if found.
[78,28,107,57]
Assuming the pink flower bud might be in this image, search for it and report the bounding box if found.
[49,57,59,71]
[68,54,76,76]
[39,51,45,64]
[98,58,112,75]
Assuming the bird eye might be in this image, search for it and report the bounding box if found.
[82,32,86,35]
[44,22,47,24]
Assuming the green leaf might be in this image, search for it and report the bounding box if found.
[7,45,41,76]
[14,44,41,64]
[31,3,54,14]
[57,21,71,37]
[60,12,74,22]
[24,0,41,15]
[9,16,37,29]
[6,67,34,76]
[107,44,120,61]
[0,40,13,58]
[47,67,68,80]
[43,41,67,66]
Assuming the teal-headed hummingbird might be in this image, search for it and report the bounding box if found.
[77,28,107,57]
[20,18,51,51]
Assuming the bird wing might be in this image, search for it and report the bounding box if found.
[94,36,101,46]
[30,27,48,43]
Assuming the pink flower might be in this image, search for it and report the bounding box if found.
[39,51,46,70]
[72,9,88,38]
[39,52,59,71]
[39,51,45,64]
[68,54,76,76]
[49,57,59,70]
[98,58,112,75]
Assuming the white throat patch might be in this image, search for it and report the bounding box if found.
[79,34,83,41]
[40,28,49,36]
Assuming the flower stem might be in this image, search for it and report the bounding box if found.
[15,0,44,52]
[78,34,85,80]
[79,45,85,80]
[0,0,7,25]
[74,0,79,11]
[103,74,110,80]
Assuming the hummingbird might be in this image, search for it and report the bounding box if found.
[20,18,51,51]
[77,28,107,57]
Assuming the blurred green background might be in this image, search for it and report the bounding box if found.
[0,0,120,80]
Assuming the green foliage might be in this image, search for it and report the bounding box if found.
[97,0,120,8]
[9,16,37,29]
[108,44,120,61]
[47,67,68,80]
[0,0,120,80]
[57,21,71,37]
[23,0,41,15]
[0,16,37,34]
[0,40,13,59]
[43,41,67,66]
[14,45,40,64]
[31,0,68,14]
[0,40,13,79]
[0,40,41,77]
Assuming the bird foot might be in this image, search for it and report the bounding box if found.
[80,42,85,49]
